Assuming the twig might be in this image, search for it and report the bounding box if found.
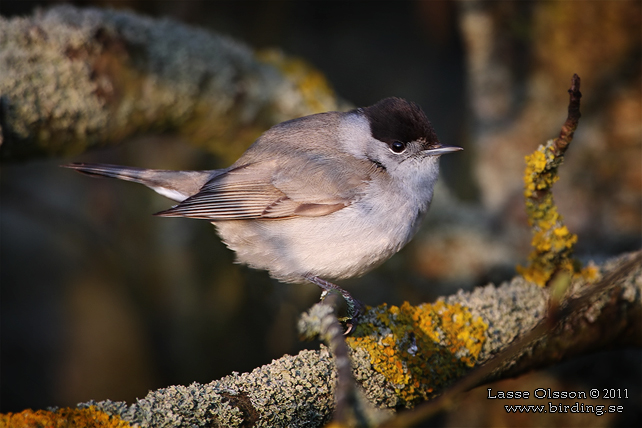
[518,74,587,286]
[298,296,371,427]
[553,74,582,155]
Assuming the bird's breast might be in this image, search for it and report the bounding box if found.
[213,180,431,283]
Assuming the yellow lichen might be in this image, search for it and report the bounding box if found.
[0,406,132,428]
[518,140,595,286]
[256,49,338,114]
[346,301,487,404]
[579,262,601,282]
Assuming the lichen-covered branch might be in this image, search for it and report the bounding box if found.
[517,75,593,286]
[380,251,641,427]
[0,5,342,161]
[3,252,638,428]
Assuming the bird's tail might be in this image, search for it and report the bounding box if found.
[62,163,214,202]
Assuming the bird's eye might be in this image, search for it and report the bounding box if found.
[391,141,406,153]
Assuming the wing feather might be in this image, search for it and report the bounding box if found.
[155,151,380,220]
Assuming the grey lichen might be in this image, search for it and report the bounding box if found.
[0,5,341,161]
[83,348,339,428]
[441,277,548,361]
[0,11,109,153]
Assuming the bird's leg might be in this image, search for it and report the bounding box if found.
[303,274,365,335]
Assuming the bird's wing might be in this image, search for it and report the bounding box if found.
[155,156,379,220]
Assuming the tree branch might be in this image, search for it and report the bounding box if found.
[3,252,634,428]
[0,5,343,161]
[380,251,641,427]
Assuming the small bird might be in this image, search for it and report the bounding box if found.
[64,97,462,332]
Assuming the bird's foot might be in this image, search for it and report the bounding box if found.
[304,274,365,335]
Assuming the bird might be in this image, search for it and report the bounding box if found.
[64,97,462,333]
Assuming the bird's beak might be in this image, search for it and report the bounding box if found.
[424,144,463,155]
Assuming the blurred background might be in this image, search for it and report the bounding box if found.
[1,1,640,426]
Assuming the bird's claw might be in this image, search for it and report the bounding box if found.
[342,297,365,335]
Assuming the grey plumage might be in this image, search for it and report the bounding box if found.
[64,98,461,328]
[64,163,216,203]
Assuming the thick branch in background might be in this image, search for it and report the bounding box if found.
[0,5,343,162]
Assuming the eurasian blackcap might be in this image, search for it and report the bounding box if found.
[64,97,462,332]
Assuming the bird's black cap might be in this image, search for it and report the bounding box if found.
[360,97,440,147]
